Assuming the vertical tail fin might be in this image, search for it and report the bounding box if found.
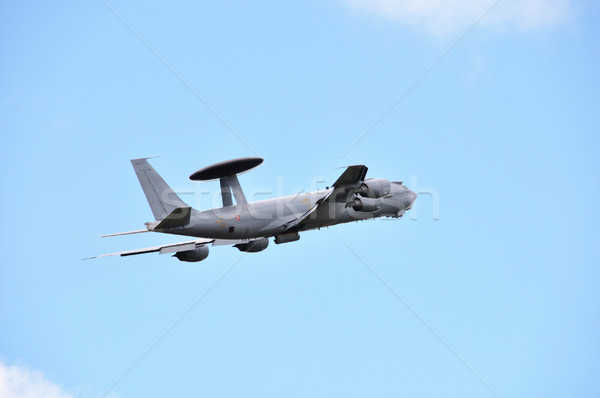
[131,158,188,220]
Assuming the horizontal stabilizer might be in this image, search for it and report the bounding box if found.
[100,229,149,238]
[151,207,191,230]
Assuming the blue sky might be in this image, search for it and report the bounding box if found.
[1,1,599,397]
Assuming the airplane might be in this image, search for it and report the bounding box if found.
[87,157,417,261]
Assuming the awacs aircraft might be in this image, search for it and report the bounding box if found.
[88,157,416,261]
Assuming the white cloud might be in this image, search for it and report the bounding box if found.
[0,361,73,398]
[340,0,572,35]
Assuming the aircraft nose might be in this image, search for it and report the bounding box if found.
[405,189,417,209]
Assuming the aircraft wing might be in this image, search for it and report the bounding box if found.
[84,238,215,259]
[84,237,268,260]
[331,164,368,187]
[283,165,367,231]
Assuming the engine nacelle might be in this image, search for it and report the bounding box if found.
[174,246,209,262]
[356,178,391,198]
[274,232,300,244]
[348,197,381,212]
[235,237,269,253]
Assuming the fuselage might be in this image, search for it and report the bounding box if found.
[92,159,418,262]
[159,181,416,240]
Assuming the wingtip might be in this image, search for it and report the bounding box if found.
[130,156,160,162]
[335,164,367,169]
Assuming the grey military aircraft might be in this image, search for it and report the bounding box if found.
[88,157,416,261]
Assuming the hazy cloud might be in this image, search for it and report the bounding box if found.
[0,361,73,398]
[341,0,572,35]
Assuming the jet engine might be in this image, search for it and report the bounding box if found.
[174,246,209,262]
[356,178,391,198]
[235,237,269,253]
[347,197,381,212]
[274,232,300,244]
